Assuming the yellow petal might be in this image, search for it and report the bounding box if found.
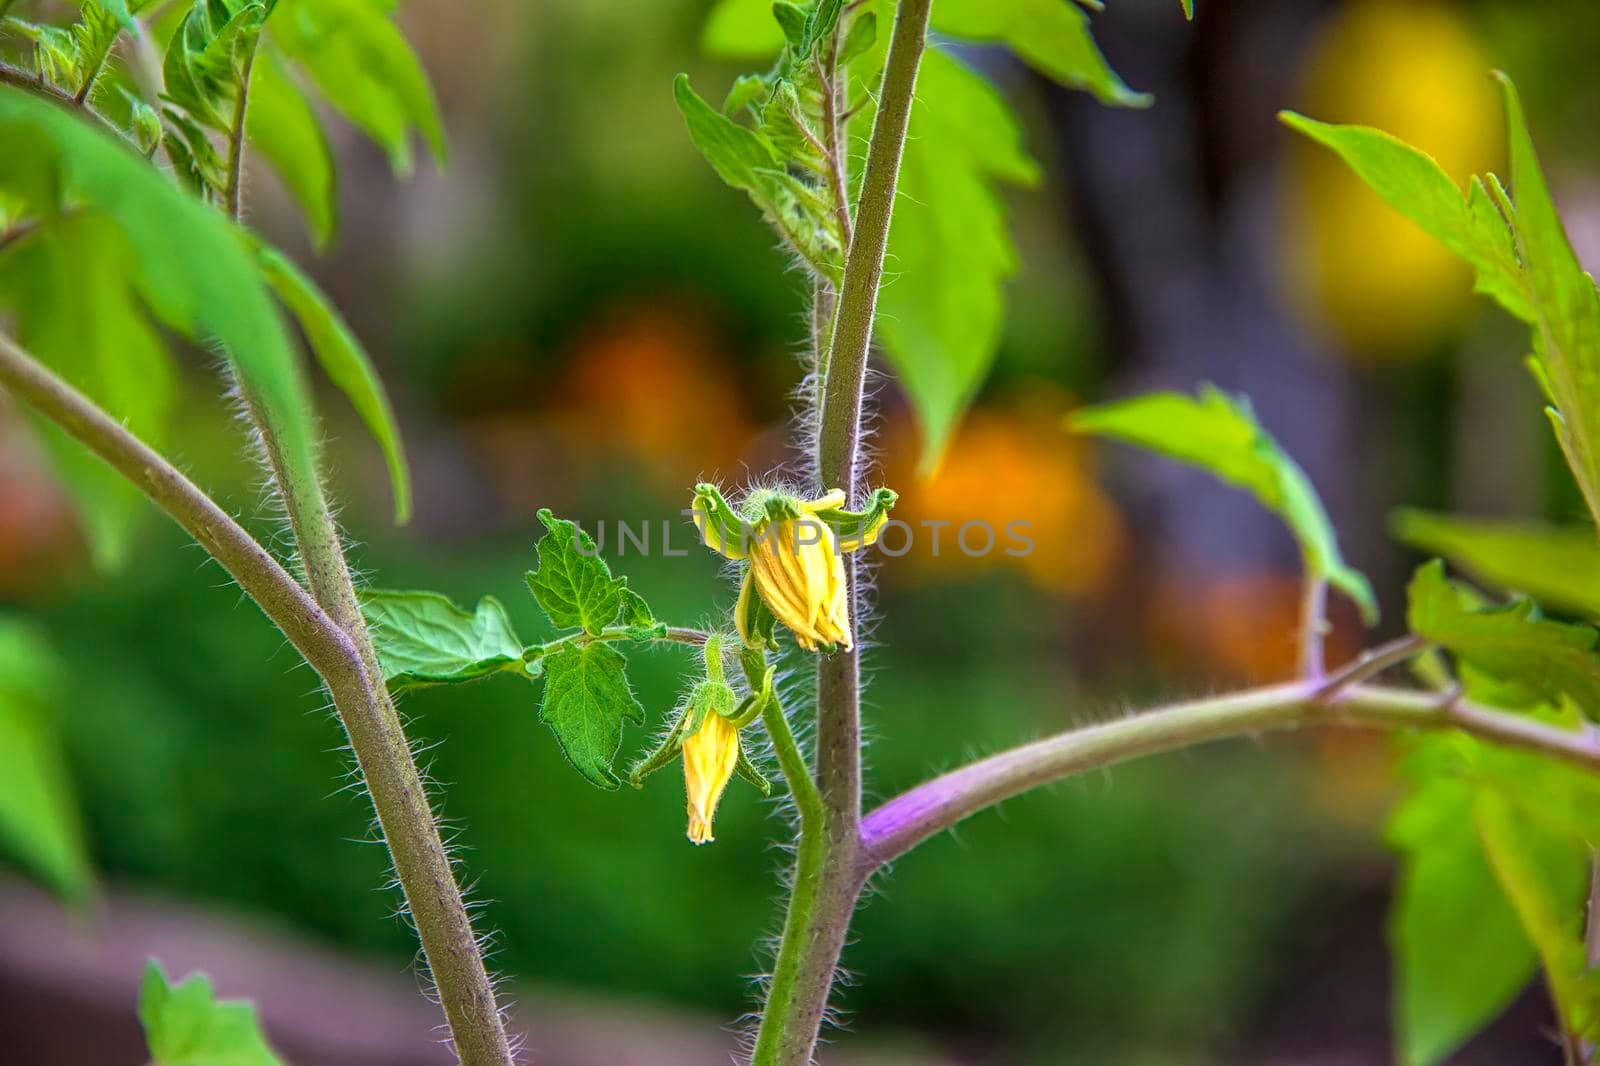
[800,489,847,513]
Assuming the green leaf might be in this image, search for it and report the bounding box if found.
[1388,757,1537,1066]
[1278,112,1532,323]
[527,509,628,635]
[1474,790,1600,1043]
[875,49,1040,470]
[1071,385,1377,622]
[1496,74,1600,532]
[246,48,336,247]
[1406,560,1600,716]
[539,642,644,789]
[0,87,325,562]
[674,73,840,281]
[360,590,523,687]
[139,961,286,1066]
[0,619,92,901]
[0,212,174,571]
[931,0,1150,108]
[162,1,267,132]
[1180,0,1194,19]
[1392,510,1600,619]
[269,0,445,175]
[704,0,1149,107]
[258,245,410,523]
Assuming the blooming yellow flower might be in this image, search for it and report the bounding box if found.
[682,705,740,844]
[693,485,895,653]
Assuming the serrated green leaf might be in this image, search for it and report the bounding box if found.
[1407,560,1600,716]
[269,0,445,175]
[1278,112,1532,323]
[360,590,522,687]
[0,212,174,571]
[539,642,644,790]
[257,245,410,523]
[1392,510,1600,619]
[1286,77,1600,534]
[527,509,627,635]
[0,87,324,566]
[876,49,1039,470]
[1072,385,1377,622]
[1388,758,1536,1066]
[0,619,92,901]
[674,72,839,279]
[246,48,336,247]
[139,961,286,1066]
[1496,75,1600,532]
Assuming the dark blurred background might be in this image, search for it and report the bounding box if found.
[3,0,1600,1062]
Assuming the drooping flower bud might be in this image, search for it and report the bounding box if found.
[682,707,740,844]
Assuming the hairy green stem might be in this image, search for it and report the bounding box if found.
[236,376,513,1064]
[223,48,255,220]
[522,624,710,662]
[752,1,934,1062]
[858,680,1600,868]
[1299,574,1327,678]
[747,655,837,1065]
[1,326,514,1063]
[0,330,344,665]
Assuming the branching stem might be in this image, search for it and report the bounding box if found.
[858,680,1600,869]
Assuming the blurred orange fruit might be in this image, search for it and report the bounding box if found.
[883,388,1124,597]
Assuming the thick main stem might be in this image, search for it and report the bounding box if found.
[754,1,933,1063]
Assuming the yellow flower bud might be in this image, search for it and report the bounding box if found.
[683,707,740,844]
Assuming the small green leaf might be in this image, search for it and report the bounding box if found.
[674,73,780,192]
[360,590,523,688]
[539,642,644,789]
[139,961,286,1066]
[1407,560,1600,716]
[526,509,627,635]
[269,0,446,175]
[619,588,659,636]
[246,48,337,248]
[1392,510,1600,619]
[258,245,411,523]
[0,619,92,901]
[1278,111,1532,323]
[1072,385,1377,622]
[1180,0,1194,19]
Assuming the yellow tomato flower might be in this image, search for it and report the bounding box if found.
[693,484,896,654]
[682,705,740,844]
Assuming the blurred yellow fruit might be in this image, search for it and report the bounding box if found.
[1283,0,1500,358]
